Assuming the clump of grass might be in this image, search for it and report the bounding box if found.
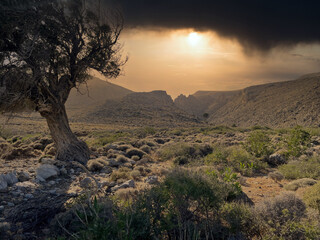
[135,126,157,138]
[278,157,320,180]
[87,158,109,171]
[304,182,320,213]
[204,145,266,176]
[157,142,212,165]
[284,178,317,191]
[88,131,130,147]
[110,167,131,182]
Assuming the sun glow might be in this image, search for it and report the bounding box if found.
[187,32,202,47]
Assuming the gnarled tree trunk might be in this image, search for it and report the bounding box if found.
[40,104,90,164]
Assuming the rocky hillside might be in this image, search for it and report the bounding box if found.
[174,73,320,127]
[66,77,133,118]
[84,90,199,126]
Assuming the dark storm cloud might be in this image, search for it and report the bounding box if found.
[105,0,320,52]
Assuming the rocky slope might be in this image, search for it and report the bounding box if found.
[84,90,199,126]
[66,77,133,119]
[174,73,320,127]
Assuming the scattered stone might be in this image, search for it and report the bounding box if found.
[48,180,56,186]
[49,189,57,194]
[17,171,30,182]
[60,167,67,175]
[112,179,135,192]
[0,206,4,212]
[36,164,59,180]
[267,153,286,166]
[0,175,8,192]
[7,202,14,207]
[107,159,120,168]
[25,193,34,199]
[100,167,113,174]
[80,177,93,189]
[145,175,159,184]
[4,172,18,186]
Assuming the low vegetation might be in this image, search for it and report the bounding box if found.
[1,123,320,239]
[278,157,320,180]
[53,169,320,240]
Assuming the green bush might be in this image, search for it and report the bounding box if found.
[220,202,262,238]
[54,169,320,240]
[204,146,266,176]
[304,182,320,213]
[254,192,320,239]
[278,157,320,180]
[157,142,212,164]
[244,131,273,158]
[285,126,311,157]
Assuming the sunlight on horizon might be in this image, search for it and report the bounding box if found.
[105,28,320,98]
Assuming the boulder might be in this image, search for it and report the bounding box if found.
[111,179,135,192]
[17,171,30,182]
[80,177,93,189]
[4,172,18,186]
[267,153,286,166]
[36,164,59,180]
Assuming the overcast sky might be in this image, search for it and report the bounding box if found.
[102,0,320,97]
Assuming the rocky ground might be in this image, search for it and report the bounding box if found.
[0,121,320,239]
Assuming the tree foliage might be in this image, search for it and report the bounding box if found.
[0,0,126,163]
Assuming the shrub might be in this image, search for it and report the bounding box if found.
[268,171,284,183]
[110,167,131,182]
[157,142,212,164]
[220,202,262,238]
[284,178,317,191]
[244,131,273,158]
[278,157,320,180]
[204,145,266,176]
[285,126,311,157]
[304,182,320,213]
[87,158,108,172]
[256,192,306,229]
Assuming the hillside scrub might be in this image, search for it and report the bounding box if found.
[244,130,274,158]
[304,182,320,213]
[156,142,212,164]
[285,126,311,157]
[278,157,320,180]
[53,169,320,240]
[204,145,267,176]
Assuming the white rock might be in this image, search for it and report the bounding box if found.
[36,164,59,180]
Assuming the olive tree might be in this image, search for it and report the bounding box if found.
[0,0,126,164]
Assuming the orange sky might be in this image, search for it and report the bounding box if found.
[106,28,320,98]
